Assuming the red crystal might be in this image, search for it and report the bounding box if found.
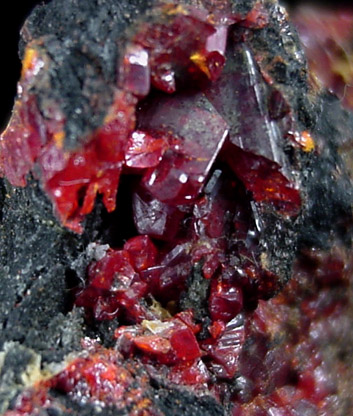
[123,235,158,272]
[76,248,149,322]
[138,91,229,204]
[125,130,167,169]
[169,359,210,385]
[140,244,192,300]
[225,146,301,215]
[134,334,172,355]
[205,42,301,215]
[43,90,136,232]
[170,327,201,361]
[208,279,243,322]
[133,187,188,241]
[0,46,60,186]
[116,311,202,366]
[202,315,245,379]
[132,5,226,92]
[0,97,46,187]
[120,43,150,97]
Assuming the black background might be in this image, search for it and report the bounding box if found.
[1,0,352,130]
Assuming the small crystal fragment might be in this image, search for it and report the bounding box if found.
[120,43,150,97]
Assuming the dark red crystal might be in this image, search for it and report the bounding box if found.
[204,42,301,215]
[75,247,150,322]
[138,91,229,204]
[208,279,243,322]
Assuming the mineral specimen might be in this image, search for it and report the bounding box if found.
[0,0,353,415]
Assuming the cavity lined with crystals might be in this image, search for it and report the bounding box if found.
[0,1,303,232]
[3,1,350,416]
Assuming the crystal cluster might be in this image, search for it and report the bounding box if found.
[5,246,352,415]
[1,0,353,415]
[0,1,303,233]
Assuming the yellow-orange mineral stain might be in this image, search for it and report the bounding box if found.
[53,131,65,149]
[190,52,211,78]
[22,48,38,76]
[300,131,315,152]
